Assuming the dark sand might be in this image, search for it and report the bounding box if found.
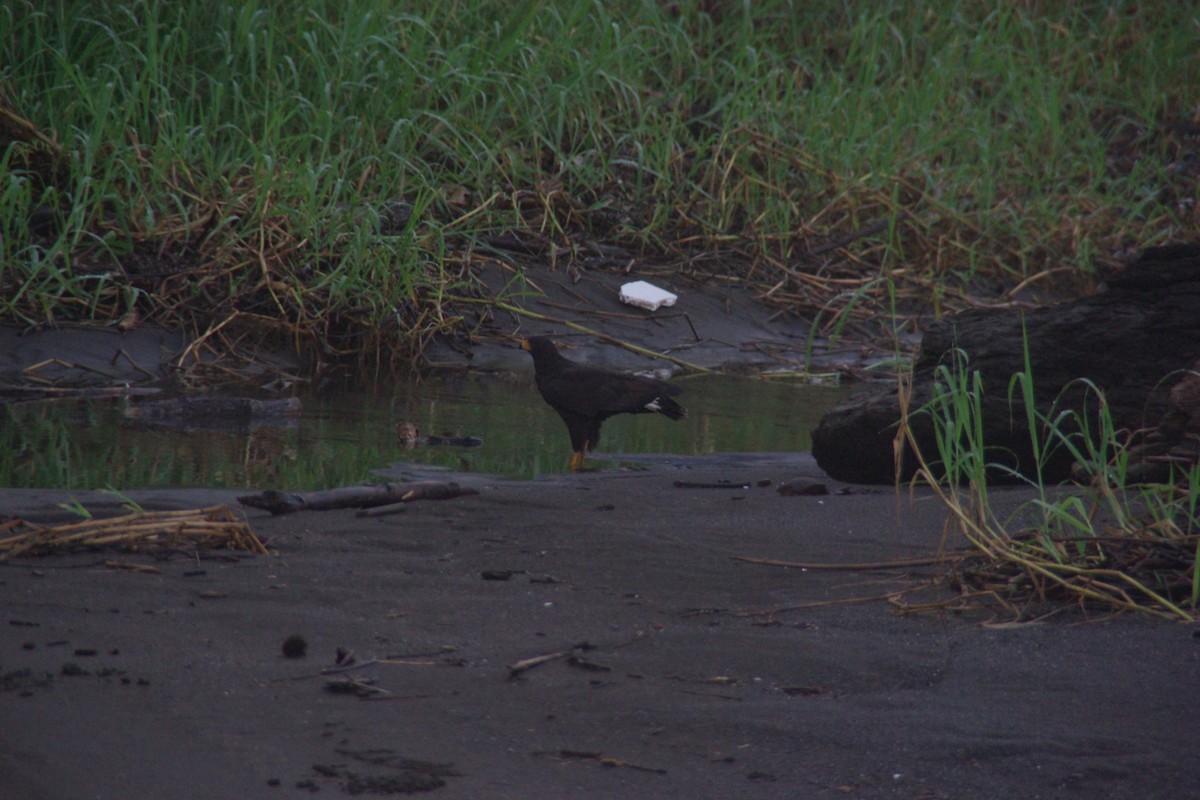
[2,453,1197,800]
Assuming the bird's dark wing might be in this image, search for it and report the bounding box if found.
[540,367,680,418]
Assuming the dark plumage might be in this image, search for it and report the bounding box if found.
[521,336,686,471]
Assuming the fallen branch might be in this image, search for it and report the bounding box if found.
[238,481,478,515]
[102,560,164,574]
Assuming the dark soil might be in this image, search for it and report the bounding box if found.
[2,456,1198,799]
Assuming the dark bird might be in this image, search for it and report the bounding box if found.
[521,336,686,471]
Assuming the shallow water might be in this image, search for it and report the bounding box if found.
[0,372,855,491]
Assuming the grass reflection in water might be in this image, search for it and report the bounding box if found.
[0,373,854,490]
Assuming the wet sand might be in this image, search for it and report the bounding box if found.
[2,453,1197,799]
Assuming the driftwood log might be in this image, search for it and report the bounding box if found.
[238,481,478,515]
[812,244,1200,484]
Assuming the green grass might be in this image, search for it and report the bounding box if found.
[2,1,1197,365]
[908,346,1200,621]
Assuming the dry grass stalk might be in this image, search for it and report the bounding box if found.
[0,505,267,560]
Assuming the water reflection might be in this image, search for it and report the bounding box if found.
[0,372,854,490]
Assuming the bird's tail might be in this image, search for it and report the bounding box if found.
[648,395,687,420]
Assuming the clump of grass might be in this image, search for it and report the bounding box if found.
[2,2,1197,370]
[904,345,1199,621]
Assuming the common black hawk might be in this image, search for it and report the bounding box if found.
[521,336,686,471]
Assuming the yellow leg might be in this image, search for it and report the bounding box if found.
[570,451,586,471]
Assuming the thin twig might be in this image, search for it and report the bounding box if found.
[730,553,978,570]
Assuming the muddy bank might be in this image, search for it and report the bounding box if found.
[0,261,886,394]
[424,261,886,374]
[2,455,1197,799]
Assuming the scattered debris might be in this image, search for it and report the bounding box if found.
[305,750,460,795]
[325,677,391,698]
[555,748,667,775]
[282,635,308,659]
[566,655,612,673]
[481,569,516,581]
[776,478,829,496]
[508,642,595,680]
[1,668,54,695]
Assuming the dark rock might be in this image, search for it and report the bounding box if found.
[812,244,1200,484]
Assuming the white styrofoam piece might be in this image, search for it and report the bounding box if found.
[619,280,677,312]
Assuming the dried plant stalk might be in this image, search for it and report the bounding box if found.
[0,505,267,560]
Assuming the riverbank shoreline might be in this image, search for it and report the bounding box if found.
[2,454,1196,799]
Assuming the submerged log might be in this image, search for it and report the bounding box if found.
[124,395,302,433]
[126,395,300,421]
[238,481,479,515]
[811,244,1200,484]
